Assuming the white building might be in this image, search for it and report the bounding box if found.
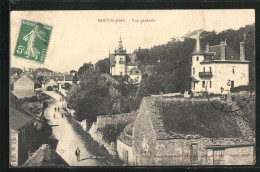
[109,36,142,84]
[191,32,250,94]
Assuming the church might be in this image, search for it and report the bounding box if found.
[109,36,142,84]
[191,32,250,94]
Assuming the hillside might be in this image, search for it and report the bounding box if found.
[135,24,255,97]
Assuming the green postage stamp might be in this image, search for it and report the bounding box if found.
[14,19,53,64]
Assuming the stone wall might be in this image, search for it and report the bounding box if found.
[88,122,117,156]
[96,112,137,129]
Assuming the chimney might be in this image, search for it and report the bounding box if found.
[240,42,245,61]
[205,43,210,52]
[220,41,226,60]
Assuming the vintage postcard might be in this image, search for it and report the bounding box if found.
[10,10,255,167]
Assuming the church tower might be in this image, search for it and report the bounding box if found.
[112,36,127,76]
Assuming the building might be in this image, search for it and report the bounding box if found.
[132,96,255,166]
[117,122,135,165]
[10,106,38,166]
[13,74,35,99]
[42,78,58,91]
[190,32,250,93]
[22,144,68,167]
[180,29,204,41]
[128,67,142,84]
[109,36,142,83]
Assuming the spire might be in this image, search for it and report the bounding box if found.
[192,31,204,55]
[118,35,123,50]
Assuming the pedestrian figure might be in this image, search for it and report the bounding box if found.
[62,113,64,118]
[75,147,81,162]
[58,107,60,112]
[55,107,56,112]
[54,113,56,119]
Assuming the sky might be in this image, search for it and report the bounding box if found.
[10,10,255,73]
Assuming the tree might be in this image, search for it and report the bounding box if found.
[10,67,23,76]
[66,67,120,123]
[78,63,94,75]
[96,58,110,74]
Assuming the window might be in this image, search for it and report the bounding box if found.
[197,56,199,61]
[210,81,212,88]
[202,81,205,88]
[191,143,198,163]
[120,57,123,62]
[120,72,123,76]
[209,67,212,72]
[193,68,195,75]
[203,67,205,72]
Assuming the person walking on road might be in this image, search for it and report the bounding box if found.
[58,107,60,112]
[54,113,56,119]
[55,107,56,112]
[75,147,81,162]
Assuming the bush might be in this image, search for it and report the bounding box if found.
[98,124,125,144]
[230,85,251,93]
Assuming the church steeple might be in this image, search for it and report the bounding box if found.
[192,31,204,55]
[115,35,126,54]
[118,35,123,50]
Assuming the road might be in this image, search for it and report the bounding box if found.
[43,91,100,166]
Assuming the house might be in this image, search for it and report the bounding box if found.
[10,106,38,166]
[128,67,142,84]
[12,74,35,99]
[22,144,68,167]
[117,122,135,165]
[190,31,250,94]
[132,96,255,166]
[42,78,58,91]
[109,36,141,84]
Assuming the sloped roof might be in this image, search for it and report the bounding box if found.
[139,96,255,140]
[10,106,33,131]
[43,78,57,85]
[22,144,69,167]
[13,73,35,84]
[205,44,240,61]
[118,122,134,147]
[109,53,115,66]
[100,73,120,85]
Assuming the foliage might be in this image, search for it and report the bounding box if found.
[96,58,110,74]
[78,63,94,75]
[10,67,23,76]
[98,124,125,144]
[136,24,255,97]
[66,67,120,122]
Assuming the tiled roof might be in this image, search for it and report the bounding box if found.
[10,106,33,131]
[205,45,240,61]
[22,144,69,167]
[139,96,255,141]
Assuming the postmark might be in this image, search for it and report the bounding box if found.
[14,19,53,64]
[206,83,252,112]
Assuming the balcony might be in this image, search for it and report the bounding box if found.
[199,71,212,78]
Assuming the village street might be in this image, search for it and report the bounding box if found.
[43,91,100,166]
